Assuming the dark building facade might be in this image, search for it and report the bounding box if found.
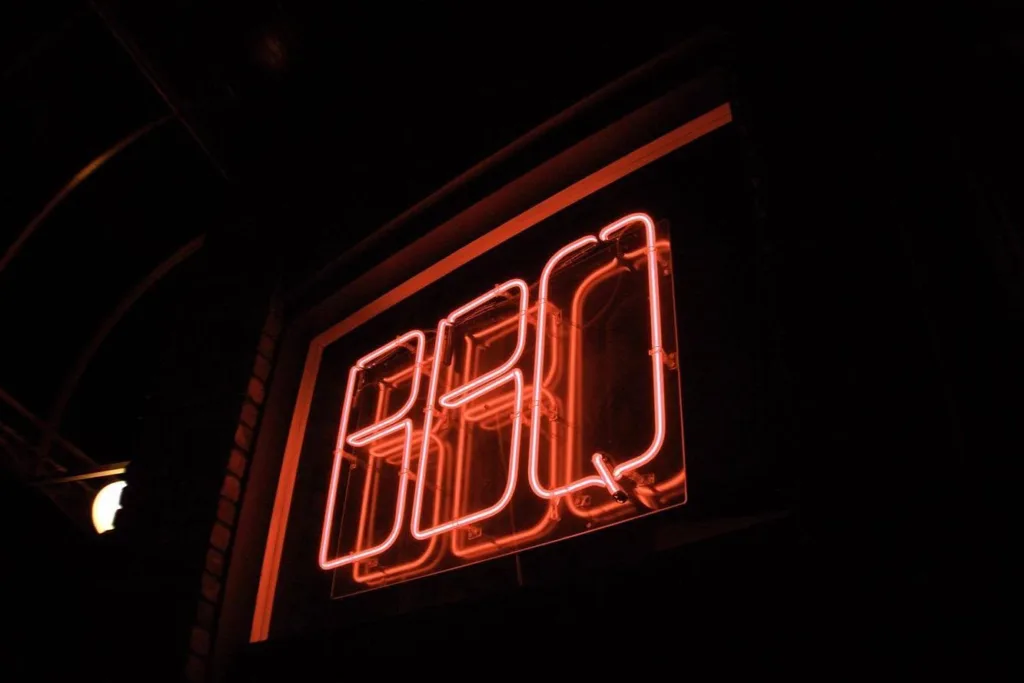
[2,4,1019,680]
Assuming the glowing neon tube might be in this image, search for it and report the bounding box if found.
[319,330,424,570]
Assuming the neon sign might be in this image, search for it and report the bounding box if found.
[318,213,686,589]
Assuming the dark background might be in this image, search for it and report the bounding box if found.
[2,2,1020,679]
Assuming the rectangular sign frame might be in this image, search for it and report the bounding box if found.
[249,101,734,643]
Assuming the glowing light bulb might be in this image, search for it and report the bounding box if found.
[92,481,126,534]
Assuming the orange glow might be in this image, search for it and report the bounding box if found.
[438,279,529,409]
[528,236,607,499]
[528,214,671,512]
[412,278,528,542]
[318,331,426,570]
[351,363,449,584]
[351,387,389,570]
[365,355,438,460]
[650,468,688,504]
[319,420,414,570]
[322,215,677,575]
[412,367,524,540]
[253,103,729,641]
[450,307,561,559]
[564,237,680,520]
[450,386,559,559]
[346,331,427,445]
[321,216,678,577]
[467,302,562,388]
[599,214,667,481]
[565,259,625,514]
[592,453,625,500]
[352,435,449,584]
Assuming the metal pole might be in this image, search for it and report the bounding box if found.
[89,0,229,181]
[38,234,206,462]
[0,385,96,467]
[30,462,129,486]
[0,115,174,275]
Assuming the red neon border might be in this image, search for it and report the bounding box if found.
[251,103,731,642]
